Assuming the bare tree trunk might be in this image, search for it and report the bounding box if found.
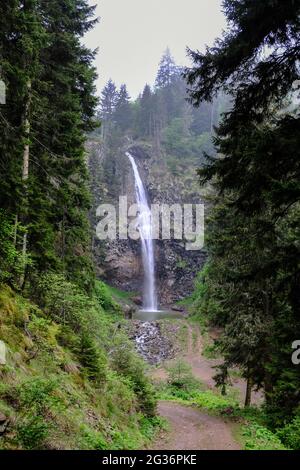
[245,376,252,407]
[19,79,31,288]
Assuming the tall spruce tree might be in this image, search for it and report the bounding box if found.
[36,0,98,290]
[0,0,98,291]
[100,80,117,120]
[185,0,300,418]
[114,84,132,131]
[138,84,154,137]
[155,48,177,88]
[0,0,46,286]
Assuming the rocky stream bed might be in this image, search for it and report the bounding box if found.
[130,320,180,365]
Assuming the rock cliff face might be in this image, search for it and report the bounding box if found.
[88,138,206,306]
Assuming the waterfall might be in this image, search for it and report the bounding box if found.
[126,152,158,311]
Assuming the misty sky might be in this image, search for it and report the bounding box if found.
[85,0,226,99]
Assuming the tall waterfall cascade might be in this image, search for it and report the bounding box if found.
[126,152,158,311]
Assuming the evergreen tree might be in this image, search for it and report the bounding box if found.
[0,0,98,291]
[114,84,132,131]
[28,0,98,290]
[100,79,118,121]
[138,84,154,137]
[0,0,46,286]
[99,79,118,144]
[186,0,300,419]
[155,48,178,88]
[78,333,107,383]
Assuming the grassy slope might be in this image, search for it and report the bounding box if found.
[0,284,160,450]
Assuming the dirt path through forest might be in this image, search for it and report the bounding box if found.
[152,321,263,405]
[151,401,240,450]
[150,320,264,450]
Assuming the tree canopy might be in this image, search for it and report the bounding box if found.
[186,0,300,422]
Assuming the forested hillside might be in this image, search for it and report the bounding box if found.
[96,48,229,180]
[89,49,229,305]
[0,1,157,450]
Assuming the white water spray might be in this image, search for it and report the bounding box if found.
[126,152,158,311]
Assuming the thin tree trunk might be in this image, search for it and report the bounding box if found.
[245,376,252,407]
[19,79,31,288]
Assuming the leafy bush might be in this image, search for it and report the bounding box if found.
[139,416,167,440]
[13,378,63,449]
[193,390,238,412]
[242,423,286,450]
[17,378,62,413]
[276,415,300,450]
[110,335,156,416]
[34,273,95,331]
[167,360,198,390]
[80,425,109,450]
[17,416,50,450]
[94,281,122,314]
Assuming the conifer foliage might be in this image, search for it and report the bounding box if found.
[186,0,300,422]
[0,0,98,290]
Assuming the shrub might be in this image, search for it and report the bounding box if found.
[110,335,156,416]
[242,423,286,450]
[139,416,167,440]
[17,416,50,449]
[77,333,107,384]
[276,415,300,450]
[95,281,120,312]
[193,390,238,412]
[34,273,95,331]
[14,378,62,449]
[80,425,109,450]
[94,281,122,315]
[17,378,61,413]
[167,360,198,391]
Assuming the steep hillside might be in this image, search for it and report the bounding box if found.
[0,283,159,450]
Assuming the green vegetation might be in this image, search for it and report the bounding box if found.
[0,283,160,450]
[241,424,286,451]
[0,0,98,292]
[155,360,289,450]
[0,1,162,451]
[104,284,137,303]
[277,416,300,450]
[1,0,299,452]
[96,48,229,203]
[187,0,300,448]
[155,360,237,409]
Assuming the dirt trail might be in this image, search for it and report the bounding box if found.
[152,321,263,405]
[186,324,263,405]
[151,322,220,387]
[186,323,217,388]
[152,401,240,450]
[150,321,263,450]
